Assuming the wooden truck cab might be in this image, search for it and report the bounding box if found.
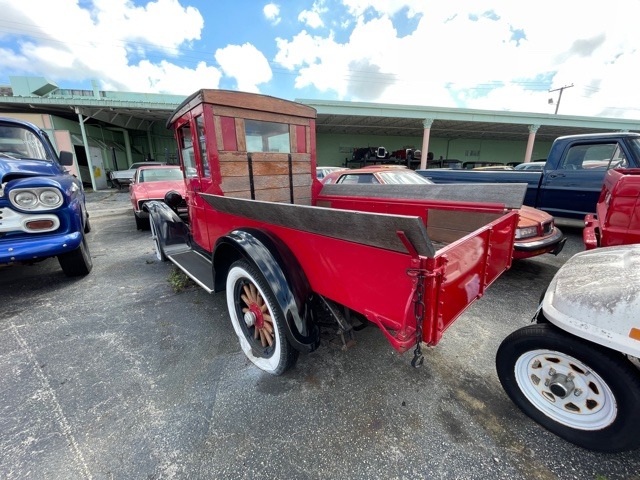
[167,90,320,252]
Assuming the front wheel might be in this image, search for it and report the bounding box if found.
[496,323,640,452]
[226,259,297,375]
[58,235,93,277]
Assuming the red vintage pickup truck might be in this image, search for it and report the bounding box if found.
[146,89,522,375]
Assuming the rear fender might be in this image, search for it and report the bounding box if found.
[213,228,320,353]
[145,200,190,254]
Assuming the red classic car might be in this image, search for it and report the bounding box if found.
[584,168,640,249]
[321,166,566,260]
[129,165,186,230]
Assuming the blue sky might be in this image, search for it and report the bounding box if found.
[1,0,640,119]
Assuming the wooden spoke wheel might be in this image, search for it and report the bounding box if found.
[226,259,297,375]
[240,282,275,348]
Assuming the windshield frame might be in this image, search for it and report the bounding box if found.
[0,125,51,161]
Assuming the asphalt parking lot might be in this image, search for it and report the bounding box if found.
[1,189,639,480]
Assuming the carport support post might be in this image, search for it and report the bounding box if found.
[75,109,98,191]
[523,124,539,164]
[123,129,133,167]
[420,118,434,170]
[147,127,154,160]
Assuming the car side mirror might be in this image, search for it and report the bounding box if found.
[59,151,74,166]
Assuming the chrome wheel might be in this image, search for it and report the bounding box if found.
[514,349,616,430]
[497,323,640,452]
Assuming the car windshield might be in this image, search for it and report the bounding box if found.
[0,125,49,161]
[130,162,155,170]
[138,167,183,183]
[338,173,379,184]
[378,171,434,184]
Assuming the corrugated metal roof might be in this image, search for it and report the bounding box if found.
[301,98,640,141]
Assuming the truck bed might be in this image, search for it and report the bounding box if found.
[199,182,521,350]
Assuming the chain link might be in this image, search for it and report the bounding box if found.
[408,268,426,367]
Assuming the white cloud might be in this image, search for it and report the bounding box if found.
[273,0,640,118]
[92,0,203,53]
[0,0,214,94]
[263,3,281,25]
[215,43,272,93]
[341,0,424,18]
[298,1,328,29]
[299,10,324,29]
[2,0,640,119]
[101,60,222,95]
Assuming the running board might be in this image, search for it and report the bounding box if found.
[168,250,215,293]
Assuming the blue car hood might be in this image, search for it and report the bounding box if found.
[0,157,59,183]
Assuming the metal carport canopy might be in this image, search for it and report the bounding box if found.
[298,98,640,142]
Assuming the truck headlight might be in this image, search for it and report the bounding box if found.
[515,226,538,239]
[39,189,63,208]
[9,187,64,211]
[14,191,39,209]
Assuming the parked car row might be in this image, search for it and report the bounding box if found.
[109,161,166,189]
[5,112,640,452]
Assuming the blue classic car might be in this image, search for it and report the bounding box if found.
[0,117,92,276]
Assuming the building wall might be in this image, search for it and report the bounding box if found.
[3,111,178,189]
[130,123,178,164]
[316,133,424,166]
[316,133,554,167]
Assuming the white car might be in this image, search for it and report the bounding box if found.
[514,161,546,171]
[110,161,165,188]
[497,244,640,452]
[316,166,348,180]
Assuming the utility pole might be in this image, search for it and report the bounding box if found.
[548,84,574,114]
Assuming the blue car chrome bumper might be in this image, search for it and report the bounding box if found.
[0,231,83,263]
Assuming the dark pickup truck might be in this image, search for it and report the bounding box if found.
[418,132,640,222]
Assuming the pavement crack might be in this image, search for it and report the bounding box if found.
[11,323,93,480]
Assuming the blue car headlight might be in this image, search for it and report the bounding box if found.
[9,187,64,211]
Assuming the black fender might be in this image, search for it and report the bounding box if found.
[213,228,320,353]
[145,200,191,255]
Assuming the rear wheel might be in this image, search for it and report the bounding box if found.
[149,220,167,262]
[226,259,297,375]
[496,323,640,452]
[58,235,93,277]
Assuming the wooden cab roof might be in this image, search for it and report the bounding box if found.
[167,89,317,129]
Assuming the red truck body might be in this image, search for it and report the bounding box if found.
[148,89,521,373]
[584,168,640,249]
